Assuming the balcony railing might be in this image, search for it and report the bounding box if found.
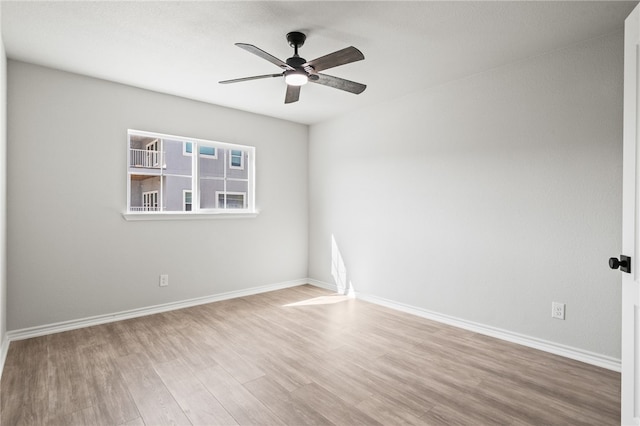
[129,206,163,212]
[130,149,164,168]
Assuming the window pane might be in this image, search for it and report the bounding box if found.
[227,194,244,208]
[129,136,162,170]
[223,149,249,210]
[184,191,192,211]
[200,179,223,209]
[162,139,193,212]
[199,146,215,156]
[130,176,161,211]
[199,147,224,210]
[128,130,254,214]
[230,150,242,168]
[217,193,245,209]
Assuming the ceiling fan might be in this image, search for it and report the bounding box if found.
[219,31,366,104]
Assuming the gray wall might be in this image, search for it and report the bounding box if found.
[3,30,626,362]
[7,61,308,330]
[0,11,6,351]
[309,32,623,358]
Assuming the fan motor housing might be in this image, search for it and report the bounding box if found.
[286,56,306,68]
[286,31,306,49]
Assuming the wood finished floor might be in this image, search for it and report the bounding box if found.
[1,284,620,425]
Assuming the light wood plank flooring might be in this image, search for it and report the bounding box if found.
[1,284,620,425]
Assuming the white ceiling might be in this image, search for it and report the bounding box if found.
[2,1,637,125]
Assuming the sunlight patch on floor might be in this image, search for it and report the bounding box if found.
[283,294,353,307]
[285,234,357,307]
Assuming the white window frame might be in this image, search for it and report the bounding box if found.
[229,149,244,170]
[183,141,217,159]
[125,129,257,220]
[215,191,246,209]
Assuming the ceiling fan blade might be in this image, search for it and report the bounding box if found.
[285,85,301,104]
[236,43,294,70]
[303,46,364,73]
[310,73,366,94]
[219,73,282,84]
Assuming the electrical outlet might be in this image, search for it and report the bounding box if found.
[552,302,565,320]
[159,274,169,287]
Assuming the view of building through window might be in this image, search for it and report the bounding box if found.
[127,130,254,213]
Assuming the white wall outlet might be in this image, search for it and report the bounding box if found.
[552,302,565,320]
[159,274,169,287]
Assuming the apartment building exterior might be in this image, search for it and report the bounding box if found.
[127,131,251,212]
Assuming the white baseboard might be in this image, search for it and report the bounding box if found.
[6,279,307,342]
[2,278,621,374]
[307,278,338,292]
[307,280,621,372]
[0,334,8,382]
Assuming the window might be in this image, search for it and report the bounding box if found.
[216,192,246,209]
[184,142,216,158]
[183,190,192,212]
[127,130,255,216]
[229,150,244,169]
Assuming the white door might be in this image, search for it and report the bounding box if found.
[621,4,640,424]
[146,139,159,167]
[142,191,158,212]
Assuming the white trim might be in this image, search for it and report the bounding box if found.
[0,335,9,383]
[128,129,249,153]
[4,280,619,374]
[122,210,259,221]
[128,129,255,215]
[6,279,307,342]
[307,280,621,372]
[307,278,339,292]
[182,141,192,156]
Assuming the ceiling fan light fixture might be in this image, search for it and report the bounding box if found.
[285,71,308,86]
[221,33,366,104]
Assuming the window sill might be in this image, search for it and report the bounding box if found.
[122,211,259,221]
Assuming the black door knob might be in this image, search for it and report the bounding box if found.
[610,255,631,273]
